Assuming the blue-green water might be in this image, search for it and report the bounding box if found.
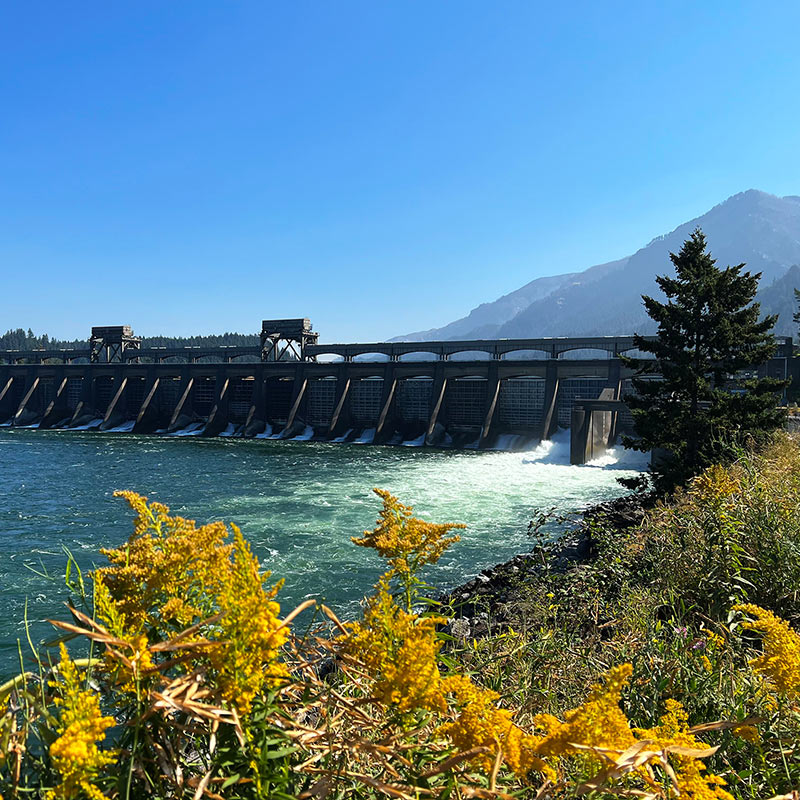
[0,428,646,677]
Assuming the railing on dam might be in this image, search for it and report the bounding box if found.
[0,323,793,453]
[3,333,793,364]
[0,338,654,365]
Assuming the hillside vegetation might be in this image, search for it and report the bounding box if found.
[3,435,800,798]
[0,328,259,351]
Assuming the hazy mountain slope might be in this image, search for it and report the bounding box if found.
[396,190,800,341]
[393,258,629,342]
[392,272,577,342]
[498,190,800,337]
[754,263,800,337]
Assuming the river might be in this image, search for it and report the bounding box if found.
[0,428,647,677]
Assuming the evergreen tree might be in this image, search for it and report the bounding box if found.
[792,287,800,339]
[623,228,787,492]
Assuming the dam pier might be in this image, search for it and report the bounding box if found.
[0,320,793,463]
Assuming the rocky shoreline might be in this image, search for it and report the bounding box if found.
[440,492,648,638]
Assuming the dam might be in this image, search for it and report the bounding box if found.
[0,320,793,461]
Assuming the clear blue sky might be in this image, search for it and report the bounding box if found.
[2,1,800,342]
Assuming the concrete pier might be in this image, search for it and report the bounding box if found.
[0,322,793,458]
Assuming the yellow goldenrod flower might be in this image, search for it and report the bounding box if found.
[351,489,464,579]
[635,699,733,800]
[691,464,741,502]
[99,491,232,632]
[440,664,636,781]
[732,724,760,744]
[533,663,636,760]
[734,604,800,699]
[210,524,289,714]
[440,674,554,780]
[342,577,447,714]
[96,493,289,715]
[48,644,115,800]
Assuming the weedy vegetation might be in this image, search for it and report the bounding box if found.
[3,434,800,798]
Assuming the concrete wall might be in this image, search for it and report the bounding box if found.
[0,349,791,451]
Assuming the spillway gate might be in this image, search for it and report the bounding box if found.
[0,320,793,458]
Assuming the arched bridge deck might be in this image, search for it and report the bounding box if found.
[306,335,658,361]
[0,325,792,453]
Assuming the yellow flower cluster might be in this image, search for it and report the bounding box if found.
[534,663,636,760]
[351,489,464,579]
[209,525,289,712]
[439,662,730,798]
[440,675,554,779]
[48,644,116,800]
[732,724,760,744]
[344,492,737,795]
[691,464,741,503]
[92,573,157,694]
[635,699,733,800]
[343,578,446,713]
[735,603,800,699]
[437,665,637,782]
[99,490,232,630]
[95,492,288,714]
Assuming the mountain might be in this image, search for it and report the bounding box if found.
[754,264,800,335]
[395,190,800,341]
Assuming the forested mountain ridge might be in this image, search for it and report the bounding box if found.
[396,190,800,341]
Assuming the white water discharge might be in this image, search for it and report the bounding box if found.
[0,428,646,672]
[520,428,651,470]
[401,433,426,447]
[493,433,534,451]
[71,418,104,431]
[219,423,237,437]
[587,444,651,469]
[255,424,274,439]
[292,425,315,441]
[332,428,353,443]
[170,421,205,437]
[104,420,136,433]
[354,428,376,444]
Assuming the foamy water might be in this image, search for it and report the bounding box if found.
[0,428,645,676]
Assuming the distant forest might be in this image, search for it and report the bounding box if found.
[0,328,260,351]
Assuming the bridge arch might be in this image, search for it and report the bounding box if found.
[398,351,439,362]
[558,348,614,360]
[447,350,492,361]
[500,349,547,361]
[617,348,650,360]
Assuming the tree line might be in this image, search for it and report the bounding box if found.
[0,329,260,351]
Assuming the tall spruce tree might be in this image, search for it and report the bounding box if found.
[623,228,787,492]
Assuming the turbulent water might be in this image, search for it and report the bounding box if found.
[0,428,647,677]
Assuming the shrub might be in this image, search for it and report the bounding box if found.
[3,438,800,798]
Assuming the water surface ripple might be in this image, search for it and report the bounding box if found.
[0,429,646,676]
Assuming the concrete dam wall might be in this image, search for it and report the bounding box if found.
[0,322,793,461]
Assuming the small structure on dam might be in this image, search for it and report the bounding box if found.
[0,320,793,462]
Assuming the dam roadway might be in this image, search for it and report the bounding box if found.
[0,321,793,458]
